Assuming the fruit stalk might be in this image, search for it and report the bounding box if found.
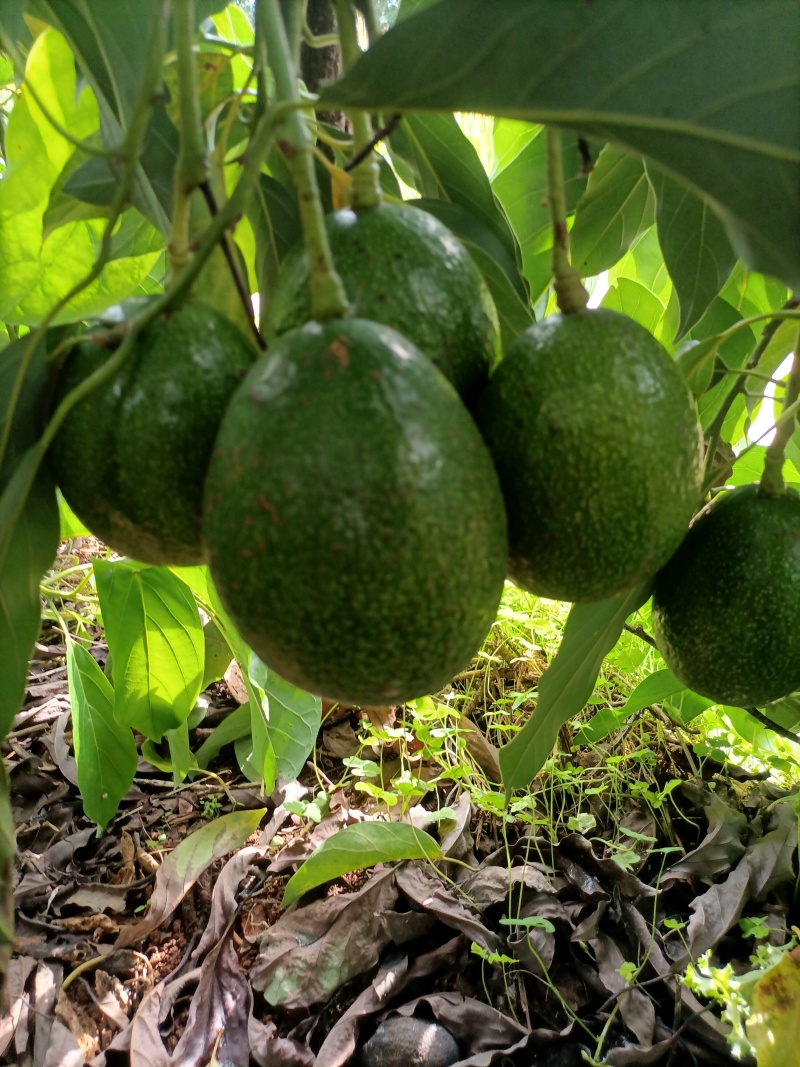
[334,0,381,209]
[546,127,589,316]
[170,0,207,275]
[759,330,800,497]
[258,0,349,320]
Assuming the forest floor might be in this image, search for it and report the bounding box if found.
[3,541,799,1067]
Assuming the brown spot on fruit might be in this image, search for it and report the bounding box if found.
[258,492,281,524]
[326,337,351,370]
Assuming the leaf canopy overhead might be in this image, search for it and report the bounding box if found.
[322,0,800,289]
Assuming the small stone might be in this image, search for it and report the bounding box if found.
[358,1016,460,1067]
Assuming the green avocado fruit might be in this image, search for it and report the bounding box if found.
[203,318,508,706]
[266,203,499,406]
[50,301,254,565]
[652,484,800,706]
[475,308,704,602]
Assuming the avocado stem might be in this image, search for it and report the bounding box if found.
[759,329,800,497]
[258,0,350,321]
[169,0,208,277]
[333,0,382,210]
[546,127,589,316]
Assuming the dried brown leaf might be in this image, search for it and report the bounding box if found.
[250,868,399,1010]
[115,809,264,949]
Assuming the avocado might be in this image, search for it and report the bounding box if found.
[475,308,704,602]
[50,301,254,565]
[267,203,499,406]
[652,484,800,706]
[203,318,508,705]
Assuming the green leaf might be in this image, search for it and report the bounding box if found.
[282,822,443,907]
[57,490,90,539]
[0,30,161,322]
[166,722,193,781]
[570,146,654,277]
[491,127,590,303]
[647,163,737,339]
[323,0,800,289]
[0,468,59,738]
[27,2,178,233]
[247,174,301,324]
[663,689,714,725]
[410,198,532,348]
[0,333,60,738]
[573,668,687,746]
[201,618,233,689]
[248,656,322,787]
[93,560,204,740]
[500,585,648,793]
[0,334,51,484]
[67,639,137,829]
[396,113,518,262]
[621,669,687,716]
[602,277,672,346]
[194,704,251,770]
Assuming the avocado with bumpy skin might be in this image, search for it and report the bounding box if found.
[49,301,254,565]
[203,317,508,706]
[475,308,704,602]
[267,203,499,406]
[652,484,800,706]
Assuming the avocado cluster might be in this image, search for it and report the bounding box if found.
[52,200,792,712]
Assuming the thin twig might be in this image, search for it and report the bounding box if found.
[198,182,265,349]
[745,706,800,746]
[623,623,658,649]
[704,296,800,479]
[344,113,402,171]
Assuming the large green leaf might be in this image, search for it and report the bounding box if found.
[500,585,648,793]
[0,335,60,739]
[646,163,737,339]
[322,0,800,289]
[282,822,443,907]
[410,198,532,348]
[0,29,160,322]
[93,560,204,740]
[570,145,654,278]
[25,1,185,234]
[0,468,59,739]
[67,639,137,829]
[601,276,676,350]
[394,113,519,262]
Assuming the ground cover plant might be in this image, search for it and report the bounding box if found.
[1,1,800,1064]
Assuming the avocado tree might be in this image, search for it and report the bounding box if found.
[0,0,798,991]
